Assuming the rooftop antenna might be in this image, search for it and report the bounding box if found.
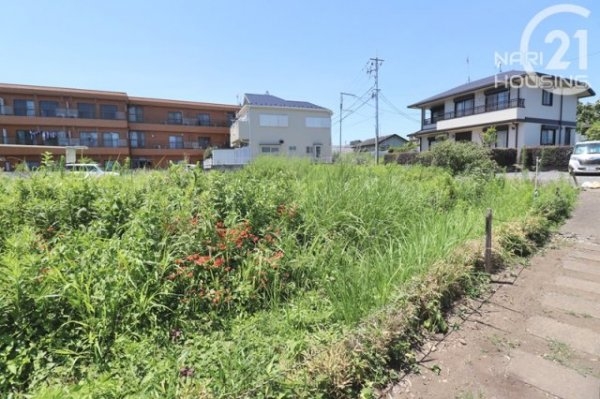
[466,56,471,83]
[497,61,503,73]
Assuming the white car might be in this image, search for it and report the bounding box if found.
[65,163,117,176]
[569,141,600,175]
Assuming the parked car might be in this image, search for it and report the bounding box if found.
[569,141,600,175]
[65,163,117,177]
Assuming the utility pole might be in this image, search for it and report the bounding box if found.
[339,92,356,158]
[367,57,384,164]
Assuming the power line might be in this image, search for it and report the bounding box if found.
[379,93,421,123]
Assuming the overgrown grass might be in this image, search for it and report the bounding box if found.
[0,158,577,398]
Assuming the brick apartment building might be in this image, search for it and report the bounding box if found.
[0,83,239,169]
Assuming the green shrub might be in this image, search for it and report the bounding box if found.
[522,146,572,171]
[417,141,497,176]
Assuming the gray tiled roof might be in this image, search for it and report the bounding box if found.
[408,70,595,108]
[353,134,407,147]
[244,93,328,110]
[407,70,527,108]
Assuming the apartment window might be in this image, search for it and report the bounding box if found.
[78,103,96,119]
[128,106,143,122]
[261,146,280,153]
[259,114,288,127]
[197,113,211,126]
[103,132,120,147]
[540,126,556,146]
[167,111,183,125]
[129,131,146,148]
[14,100,35,116]
[80,131,99,147]
[100,104,118,119]
[454,96,474,117]
[542,90,553,106]
[198,136,211,149]
[485,89,509,111]
[39,101,59,117]
[16,130,33,145]
[227,112,236,126]
[169,135,183,149]
[305,117,331,128]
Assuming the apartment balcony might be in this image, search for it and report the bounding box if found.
[423,98,525,131]
[129,116,233,128]
[0,137,129,148]
[0,106,126,120]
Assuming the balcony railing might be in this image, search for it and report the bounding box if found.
[129,116,233,127]
[0,137,129,148]
[0,106,126,120]
[423,98,525,126]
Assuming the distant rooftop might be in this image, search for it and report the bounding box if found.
[408,70,595,108]
[243,93,329,111]
[353,134,408,147]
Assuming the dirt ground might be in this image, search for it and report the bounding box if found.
[383,187,600,399]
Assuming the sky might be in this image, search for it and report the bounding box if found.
[1,0,599,146]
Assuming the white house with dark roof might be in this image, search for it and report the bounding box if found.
[226,93,332,163]
[407,71,595,152]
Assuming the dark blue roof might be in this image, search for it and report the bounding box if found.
[244,93,328,110]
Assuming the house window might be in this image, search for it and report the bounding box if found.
[129,131,145,148]
[289,145,297,152]
[80,131,99,147]
[495,126,509,148]
[128,106,143,122]
[103,132,120,147]
[197,137,211,149]
[305,117,331,128]
[306,146,313,154]
[197,113,211,126]
[430,105,445,123]
[259,114,288,127]
[100,104,118,119]
[78,103,96,119]
[39,101,58,117]
[540,127,556,145]
[168,111,183,125]
[454,131,472,142]
[261,146,280,153]
[485,89,509,111]
[564,128,572,145]
[542,90,553,106]
[314,145,322,158]
[14,100,35,116]
[169,135,183,149]
[454,96,474,117]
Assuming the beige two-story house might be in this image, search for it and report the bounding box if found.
[407,71,595,152]
[228,93,332,162]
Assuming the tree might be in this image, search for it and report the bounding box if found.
[481,126,497,148]
[585,121,600,141]
[577,100,600,138]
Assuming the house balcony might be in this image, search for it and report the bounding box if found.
[423,98,525,131]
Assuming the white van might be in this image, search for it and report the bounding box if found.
[569,141,600,175]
